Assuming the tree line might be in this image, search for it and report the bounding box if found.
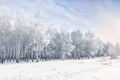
[0,9,120,64]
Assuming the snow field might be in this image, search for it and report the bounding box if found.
[0,58,120,80]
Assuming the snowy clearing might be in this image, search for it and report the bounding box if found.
[0,58,120,80]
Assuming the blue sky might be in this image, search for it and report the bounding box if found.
[0,0,120,43]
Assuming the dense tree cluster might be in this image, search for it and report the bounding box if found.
[0,9,120,64]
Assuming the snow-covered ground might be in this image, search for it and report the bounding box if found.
[0,58,120,80]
